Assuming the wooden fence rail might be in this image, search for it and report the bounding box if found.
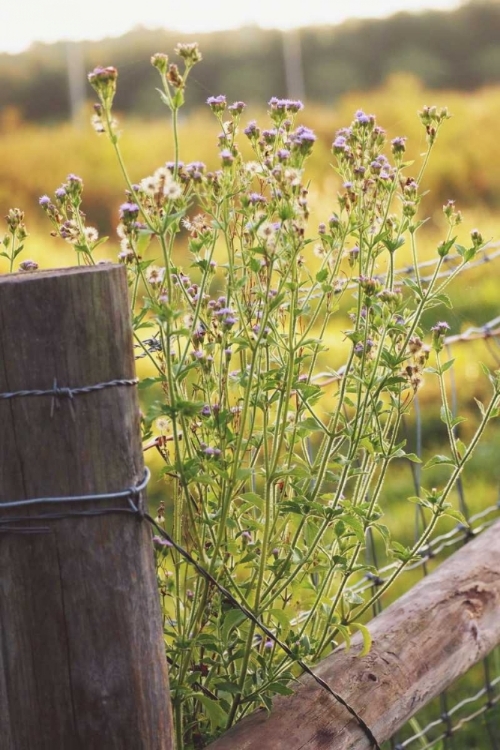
[0,266,173,750]
[207,518,500,750]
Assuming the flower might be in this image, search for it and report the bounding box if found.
[207,95,227,113]
[152,535,173,550]
[220,149,234,166]
[119,202,140,221]
[146,265,166,286]
[228,101,246,114]
[19,259,38,271]
[391,136,407,155]
[84,227,99,243]
[268,97,304,114]
[243,121,260,139]
[175,42,202,65]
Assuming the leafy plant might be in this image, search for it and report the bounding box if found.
[5,43,500,750]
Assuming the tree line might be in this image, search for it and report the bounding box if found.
[1,1,500,123]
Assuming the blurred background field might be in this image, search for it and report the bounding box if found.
[2,1,500,747]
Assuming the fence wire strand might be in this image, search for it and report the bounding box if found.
[383,323,500,750]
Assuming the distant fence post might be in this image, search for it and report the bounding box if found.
[0,266,173,749]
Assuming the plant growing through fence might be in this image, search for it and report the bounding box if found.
[5,43,500,749]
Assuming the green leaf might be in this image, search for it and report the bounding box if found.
[440,358,455,374]
[341,514,366,544]
[351,622,372,657]
[455,439,467,461]
[424,455,456,469]
[474,397,485,417]
[136,229,153,256]
[239,492,264,511]
[391,541,415,563]
[156,87,171,107]
[316,268,329,283]
[440,405,452,424]
[432,293,453,309]
[221,609,247,643]
[138,376,163,390]
[269,609,291,640]
[215,681,241,695]
[404,453,422,464]
[194,694,228,730]
[267,682,295,696]
[444,508,468,525]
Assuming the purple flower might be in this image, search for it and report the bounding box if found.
[228,101,246,114]
[290,125,316,154]
[38,195,51,207]
[244,120,260,139]
[269,97,304,114]
[203,446,222,458]
[186,161,206,174]
[431,321,450,334]
[88,66,117,85]
[152,535,173,549]
[119,202,140,220]
[249,192,266,205]
[355,110,373,126]
[391,136,407,155]
[220,149,234,166]
[222,315,237,329]
[262,128,278,144]
[332,135,347,151]
[201,404,211,417]
[55,187,67,200]
[207,95,227,112]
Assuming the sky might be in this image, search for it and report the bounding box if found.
[0,0,462,55]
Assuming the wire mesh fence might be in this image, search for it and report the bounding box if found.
[375,251,500,749]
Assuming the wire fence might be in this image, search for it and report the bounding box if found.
[378,257,500,749]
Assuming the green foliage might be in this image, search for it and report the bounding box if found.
[3,43,500,750]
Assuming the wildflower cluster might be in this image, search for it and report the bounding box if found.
[0,208,30,272]
[38,175,105,263]
[9,44,498,750]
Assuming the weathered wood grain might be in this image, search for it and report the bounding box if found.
[207,519,500,750]
[0,265,173,749]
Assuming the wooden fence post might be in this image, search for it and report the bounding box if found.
[207,518,500,750]
[0,266,173,749]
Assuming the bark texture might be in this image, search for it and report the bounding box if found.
[0,265,173,750]
[207,519,500,750]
